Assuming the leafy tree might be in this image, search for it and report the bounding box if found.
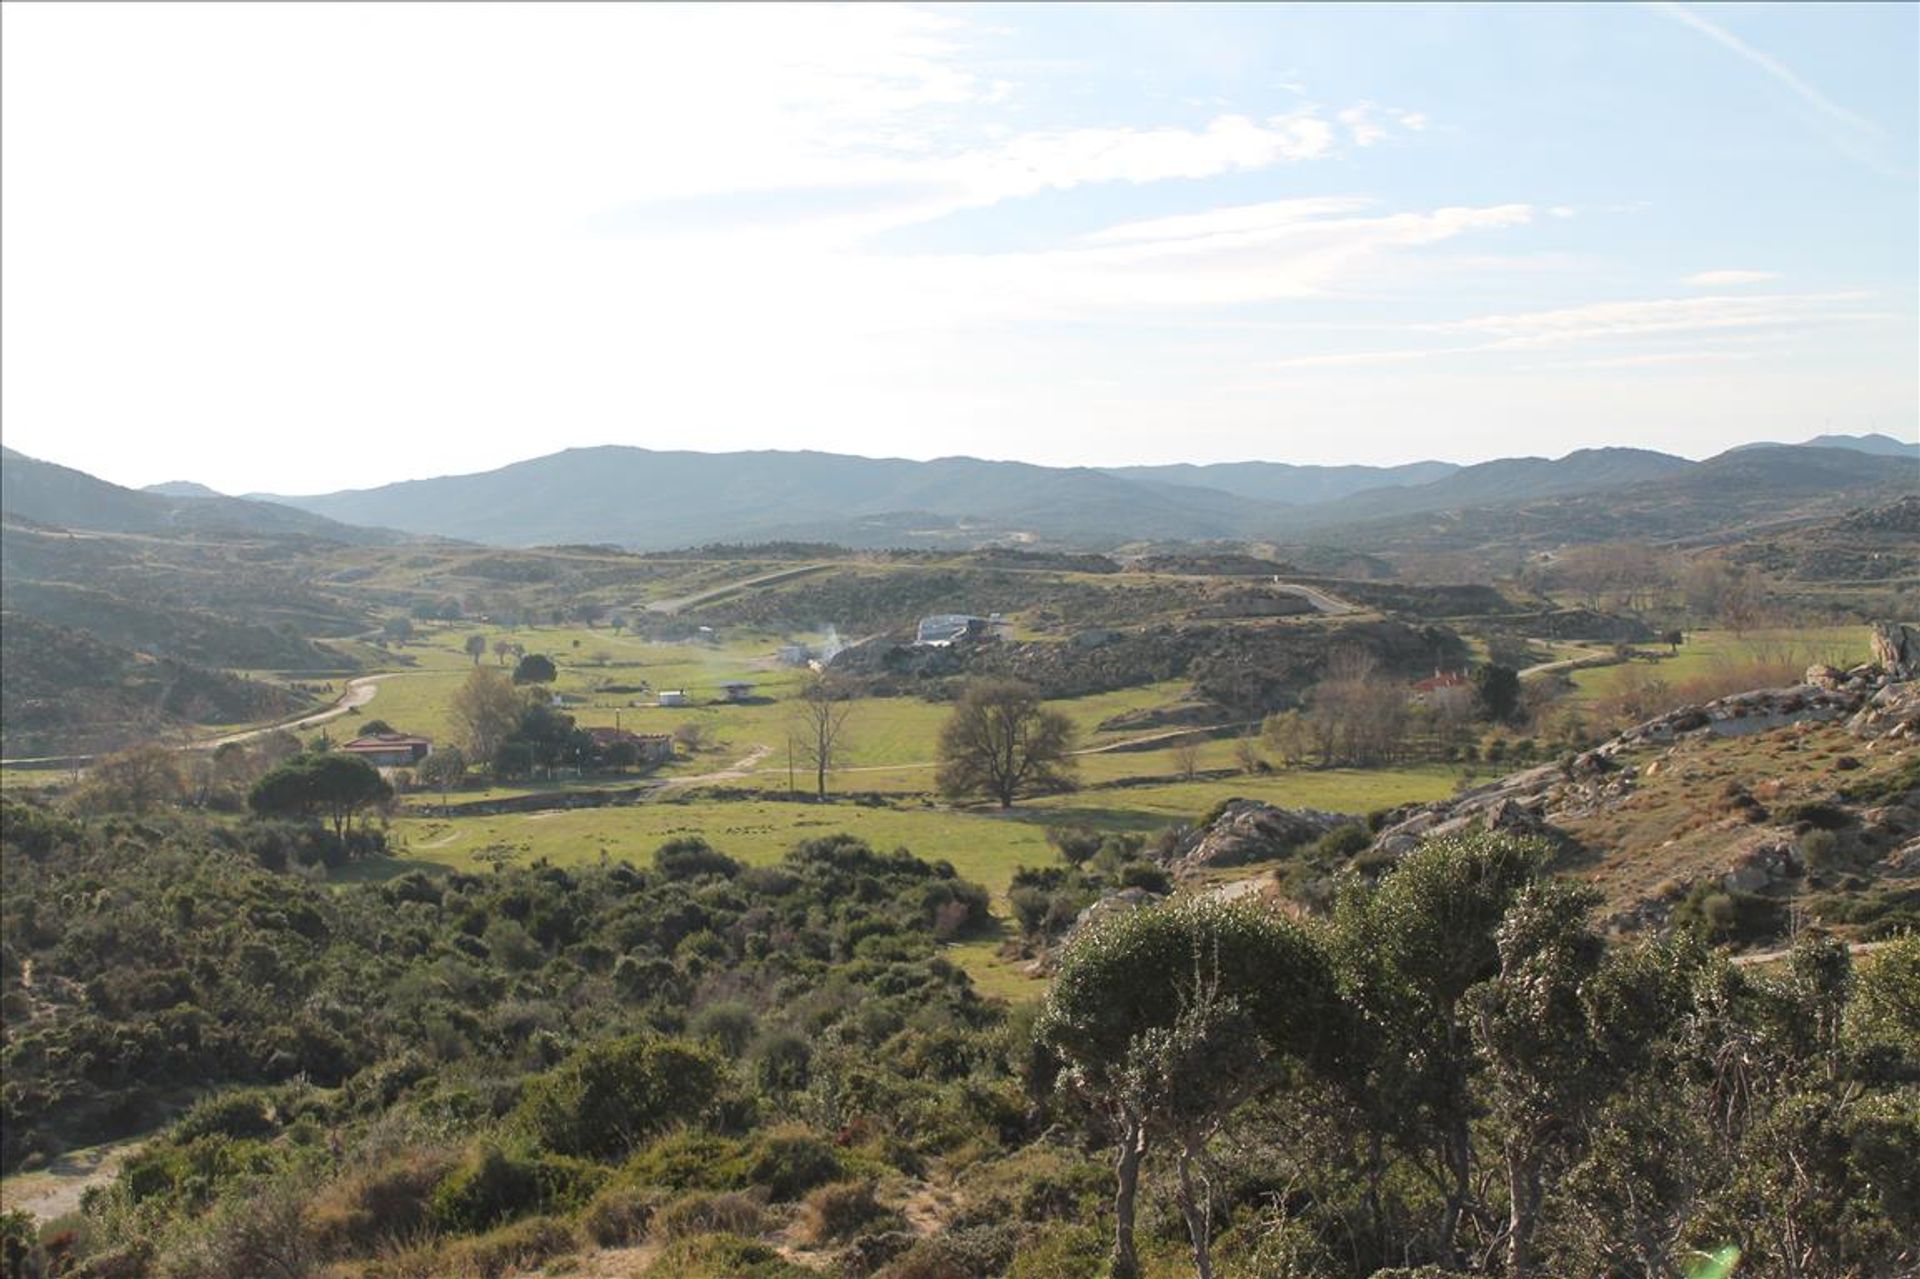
[464,634,487,664]
[417,745,467,805]
[935,679,1077,808]
[451,667,523,763]
[1038,898,1339,1278]
[1474,663,1522,724]
[1467,880,1615,1277]
[791,674,855,799]
[1330,832,1547,1262]
[74,744,185,815]
[381,616,414,643]
[247,753,393,840]
[512,653,558,685]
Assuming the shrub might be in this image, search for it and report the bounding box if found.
[623,1131,750,1194]
[172,1090,280,1143]
[744,1126,844,1201]
[654,837,740,880]
[305,1148,456,1257]
[749,1031,812,1094]
[439,1215,575,1279]
[1800,828,1843,872]
[1313,823,1372,860]
[1116,862,1172,894]
[430,1144,604,1233]
[1783,800,1850,831]
[795,1181,899,1247]
[579,1186,660,1247]
[513,1034,727,1160]
[653,1190,769,1240]
[690,1002,759,1058]
[643,1233,812,1278]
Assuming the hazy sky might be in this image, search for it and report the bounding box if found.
[3,2,1915,494]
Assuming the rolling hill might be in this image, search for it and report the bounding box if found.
[0,447,396,544]
[254,446,1285,549]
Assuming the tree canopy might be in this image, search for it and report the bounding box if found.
[935,678,1077,808]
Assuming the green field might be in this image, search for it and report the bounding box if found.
[1564,625,1870,704]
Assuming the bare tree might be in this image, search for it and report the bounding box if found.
[936,679,1078,808]
[1171,737,1203,781]
[792,674,856,799]
[1232,731,1263,775]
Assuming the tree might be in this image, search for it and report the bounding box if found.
[451,667,523,763]
[1467,880,1614,1277]
[1661,629,1684,656]
[76,745,185,815]
[1261,708,1314,767]
[492,639,514,667]
[791,674,856,800]
[1330,832,1548,1263]
[935,679,1077,808]
[1475,662,1522,724]
[381,616,414,643]
[1038,898,1340,1278]
[1232,731,1263,775]
[512,653,558,685]
[247,753,393,840]
[464,634,488,665]
[418,745,467,806]
[1172,737,1202,781]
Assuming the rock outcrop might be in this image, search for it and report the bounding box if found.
[1870,621,1918,679]
[1171,799,1348,872]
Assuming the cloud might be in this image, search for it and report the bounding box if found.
[1429,291,1881,349]
[1647,2,1900,174]
[1336,103,1429,147]
[915,202,1536,314]
[1684,269,1781,287]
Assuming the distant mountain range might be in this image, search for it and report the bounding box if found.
[3,432,1912,552]
[1730,432,1918,460]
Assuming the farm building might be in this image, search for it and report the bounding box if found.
[657,690,689,707]
[340,733,432,768]
[915,614,987,647]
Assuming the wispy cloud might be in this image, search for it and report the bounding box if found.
[1684,269,1780,287]
[1262,292,1894,372]
[1429,291,1881,349]
[1647,2,1901,175]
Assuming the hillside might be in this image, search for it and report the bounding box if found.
[0,447,395,544]
[1103,458,1459,504]
[1280,446,1697,530]
[252,439,1908,552]
[258,446,1291,549]
[0,613,312,757]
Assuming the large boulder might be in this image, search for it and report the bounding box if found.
[1847,680,1920,742]
[1870,622,1918,680]
[1174,799,1348,871]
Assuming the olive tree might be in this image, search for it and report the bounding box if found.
[1038,898,1340,1278]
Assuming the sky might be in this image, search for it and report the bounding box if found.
[2,1,1915,495]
